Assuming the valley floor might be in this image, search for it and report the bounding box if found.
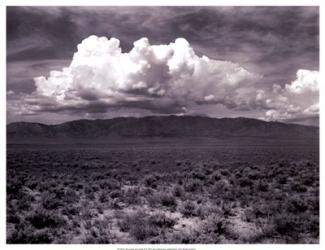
[6,138,319,243]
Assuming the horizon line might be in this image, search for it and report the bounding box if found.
[7,115,319,128]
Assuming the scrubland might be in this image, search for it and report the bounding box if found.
[7,139,319,243]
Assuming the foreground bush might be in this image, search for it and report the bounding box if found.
[27,209,64,229]
[8,222,54,243]
[117,211,176,242]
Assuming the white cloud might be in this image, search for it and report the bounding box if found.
[285,69,318,94]
[262,69,319,122]
[31,35,261,114]
[14,35,318,124]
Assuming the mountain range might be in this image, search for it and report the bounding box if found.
[7,116,319,143]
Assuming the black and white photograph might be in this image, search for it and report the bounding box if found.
[4,2,320,245]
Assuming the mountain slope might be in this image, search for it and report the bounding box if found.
[7,116,319,141]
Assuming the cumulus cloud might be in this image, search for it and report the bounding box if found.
[27,35,260,114]
[260,69,319,122]
[15,35,319,124]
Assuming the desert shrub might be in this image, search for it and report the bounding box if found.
[86,191,95,200]
[117,216,131,232]
[159,192,177,208]
[8,223,53,243]
[196,204,218,219]
[124,187,141,205]
[273,214,299,236]
[97,204,104,214]
[190,171,206,180]
[30,229,53,243]
[302,176,315,186]
[184,179,202,192]
[307,197,319,214]
[148,192,176,209]
[110,190,123,199]
[242,208,255,222]
[7,212,20,224]
[307,215,319,238]
[214,179,230,192]
[63,188,79,203]
[148,212,176,228]
[220,168,231,177]
[143,175,158,189]
[27,209,64,229]
[196,233,226,243]
[286,196,308,214]
[278,176,287,184]
[99,191,110,203]
[52,187,65,199]
[83,226,115,244]
[84,220,92,230]
[234,171,242,179]
[7,179,23,195]
[41,192,62,210]
[84,185,93,194]
[91,184,100,192]
[130,224,159,241]
[252,203,270,218]
[222,203,234,217]
[26,180,38,190]
[81,209,97,220]
[99,179,121,190]
[242,167,253,176]
[209,171,222,184]
[169,230,200,244]
[247,170,261,180]
[83,233,113,244]
[173,184,185,198]
[180,200,197,217]
[109,198,123,209]
[17,193,34,211]
[255,180,269,192]
[71,183,84,190]
[176,160,182,166]
[291,183,308,193]
[239,177,253,188]
[7,222,32,243]
[202,214,228,236]
[91,173,105,181]
[118,211,158,241]
[61,206,79,216]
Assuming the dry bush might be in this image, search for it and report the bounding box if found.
[143,174,158,189]
[148,212,176,228]
[180,200,197,217]
[27,209,64,229]
[172,184,185,198]
[8,222,54,244]
[147,191,177,209]
[83,219,115,244]
[184,179,202,192]
[41,192,62,210]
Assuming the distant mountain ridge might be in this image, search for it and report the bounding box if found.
[7,116,319,142]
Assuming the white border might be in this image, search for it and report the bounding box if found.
[1,0,322,250]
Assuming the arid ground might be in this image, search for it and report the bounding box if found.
[7,138,319,243]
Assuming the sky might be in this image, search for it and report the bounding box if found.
[6,6,319,125]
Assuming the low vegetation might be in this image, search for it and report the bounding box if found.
[7,140,319,243]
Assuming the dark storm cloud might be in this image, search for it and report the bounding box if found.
[22,97,184,116]
[7,7,319,68]
[7,7,79,61]
[6,6,319,125]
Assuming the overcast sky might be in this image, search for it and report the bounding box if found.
[7,6,319,125]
